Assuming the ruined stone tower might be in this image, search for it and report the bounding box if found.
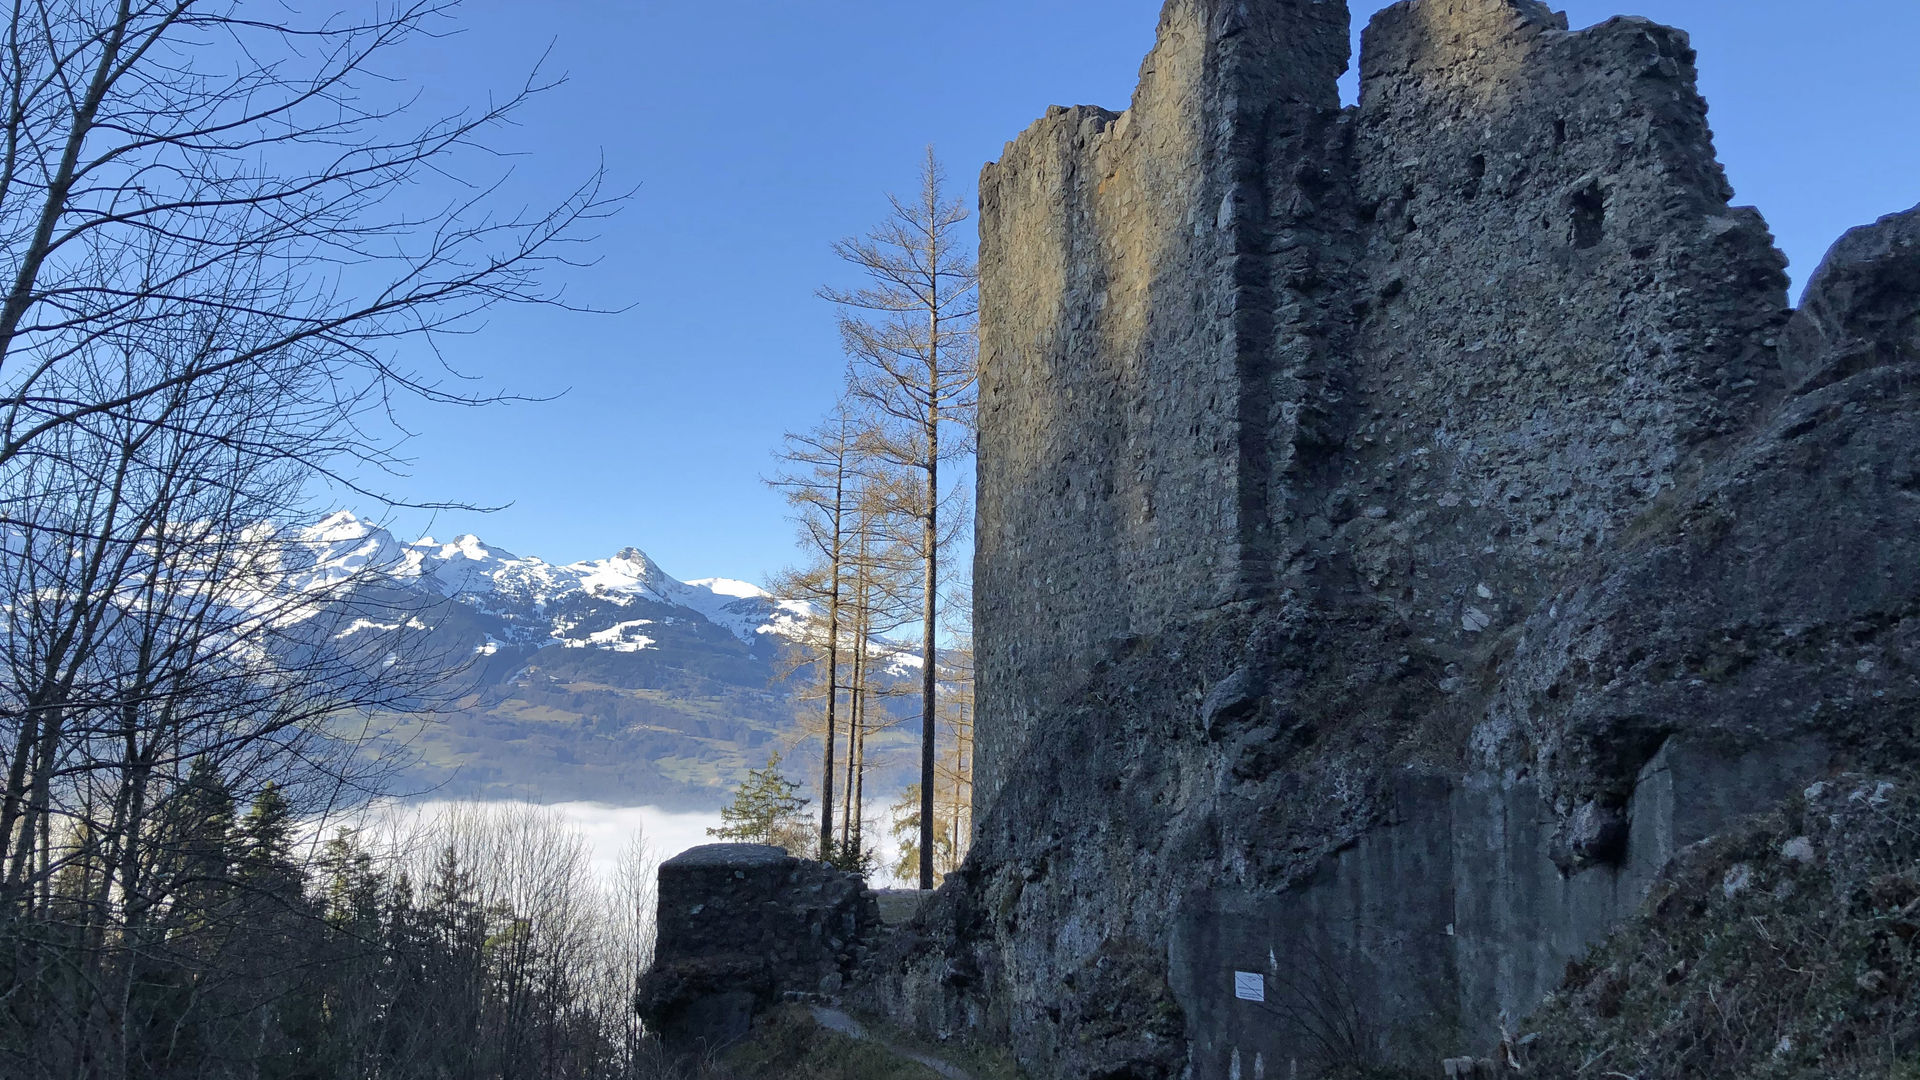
[973,0,1792,818]
[974,0,1351,813]
[862,0,1920,1076]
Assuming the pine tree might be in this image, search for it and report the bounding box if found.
[234,783,313,1080]
[887,782,962,887]
[237,782,302,900]
[708,753,813,853]
[164,756,240,935]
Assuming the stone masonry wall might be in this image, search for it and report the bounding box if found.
[636,845,877,1052]
[973,0,1796,823]
[864,0,1920,1077]
[1330,0,1788,652]
[972,0,1349,814]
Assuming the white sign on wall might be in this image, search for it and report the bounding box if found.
[1233,970,1265,1002]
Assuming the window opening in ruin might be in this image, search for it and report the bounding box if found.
[1570,182,1607,249]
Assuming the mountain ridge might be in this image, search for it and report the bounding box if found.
[292,511,920,813]
[291,510,803,651]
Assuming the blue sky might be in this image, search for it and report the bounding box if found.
[354,1,1920,586]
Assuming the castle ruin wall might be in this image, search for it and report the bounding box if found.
[882,0,1920,1075]
[974,0,1350,813]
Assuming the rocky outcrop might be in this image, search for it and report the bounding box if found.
[636,845,878,1052]
[1476,203,1920,837]
[858,1,1920,1077]
[1521,770,1920,1078]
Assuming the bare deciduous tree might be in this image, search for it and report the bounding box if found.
[0,2,622,1074]
[935,629,974,869]
[599,832,660,1064]
[767,406,858,860]
[886,609,973,887]
[835,471,919,869]
[0,0,616,475]
[769,397,923,871]
[825,148,978,890]
[308,801,664,1080]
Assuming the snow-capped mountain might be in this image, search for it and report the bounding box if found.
[275,511,922,811]
[288,511,806,654]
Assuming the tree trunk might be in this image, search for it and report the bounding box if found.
[948,715,966,872]
[0,712,39,888]
[842,611,862,853]
[848,592,868,858]
[819,436,849,860]
[920,169,943,891]
[820,590,840,860]
[919,457,937,889]
[852,710,867,861]
[920,343,941,887]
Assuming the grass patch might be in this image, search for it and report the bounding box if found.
[1524,771,1920,1079]
[722,1006,944,1080]
[694,1005,1025,1080]
[839,1009,1026,1080]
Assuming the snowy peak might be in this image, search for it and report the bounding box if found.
[425,534,515,563]
[286,512,783,650]
[310,509,373,541]
[685,578,769,600]
[571,547,678,601]
[287,511,418,590]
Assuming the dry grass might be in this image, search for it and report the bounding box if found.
[1523,771,1920,1079]
[716,1005,1005,1080]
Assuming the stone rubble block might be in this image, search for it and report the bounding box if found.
[635,844,879,1052]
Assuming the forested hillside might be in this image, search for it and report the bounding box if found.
[3,771,661,1080]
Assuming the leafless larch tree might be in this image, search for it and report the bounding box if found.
[826,149,978,890]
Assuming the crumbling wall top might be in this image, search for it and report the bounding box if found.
[637,845,877,1053]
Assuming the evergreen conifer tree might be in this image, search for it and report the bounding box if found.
[888,782,962,887]
[708,753,813,853]
[237,782,302,900]
[165,756,240,933]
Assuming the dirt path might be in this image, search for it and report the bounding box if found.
[808,1007,974,1080]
